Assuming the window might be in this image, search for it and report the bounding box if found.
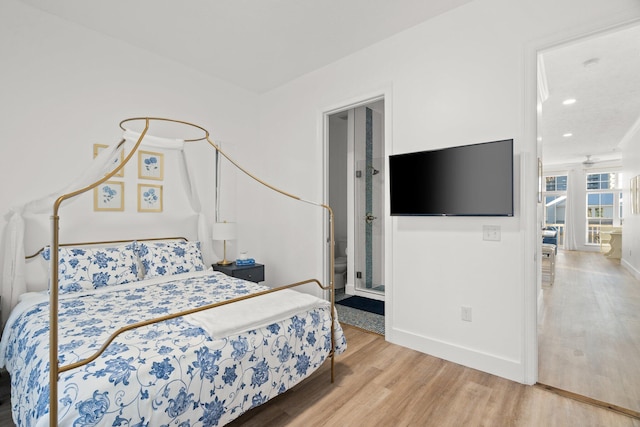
[546,175,567,191]
[587,172,616,190]
[544,175,567,246]
[586,172,622,244]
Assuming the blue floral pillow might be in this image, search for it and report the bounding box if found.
[42,243,139,294]
[138,240,205,279]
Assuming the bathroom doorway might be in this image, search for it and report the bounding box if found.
[327,98,385,302]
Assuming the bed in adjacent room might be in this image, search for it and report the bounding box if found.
[0,118,345,426]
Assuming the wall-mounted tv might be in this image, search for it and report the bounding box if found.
[389,139,514,216]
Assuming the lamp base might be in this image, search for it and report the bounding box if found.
[217,259,233,266]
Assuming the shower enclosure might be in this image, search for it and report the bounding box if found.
[353,105,385,296]
[327,100,384,300]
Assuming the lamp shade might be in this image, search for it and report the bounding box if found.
[212,222,236,241]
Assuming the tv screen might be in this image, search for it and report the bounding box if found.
[389,139,514,216]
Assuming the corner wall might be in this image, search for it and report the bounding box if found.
[0,0,259,263]
[243,0,640,382]
[622,126,640,279]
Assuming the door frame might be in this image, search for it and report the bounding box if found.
[523,15,640,385]
[321,88,393,332]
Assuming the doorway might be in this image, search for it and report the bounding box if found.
[536,22,640,416]
[326,98,385,303]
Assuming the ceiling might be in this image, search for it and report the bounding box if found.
[539,23,640,168]
[19,0,472,94]
[17,1,640,168]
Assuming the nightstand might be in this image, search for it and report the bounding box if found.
[213,262,264,283]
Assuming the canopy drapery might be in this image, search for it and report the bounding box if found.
[563,168,580,251]
[1,130,213,326]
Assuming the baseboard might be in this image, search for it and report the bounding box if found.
[345,283,355,295]
[389,327,525,383]
[621,258,640,281]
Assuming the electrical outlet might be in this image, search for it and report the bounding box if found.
[461,306,472,322]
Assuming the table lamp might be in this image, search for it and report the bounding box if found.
[212,221,236,266]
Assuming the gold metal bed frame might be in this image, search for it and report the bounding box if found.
[45,117,336,426]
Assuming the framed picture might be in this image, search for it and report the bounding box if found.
[138,150,164,180]
[632,175,640,215]
[537,158,543,203]
[138,183,163,212]
[94,143,124,177]
[94,181,124,211]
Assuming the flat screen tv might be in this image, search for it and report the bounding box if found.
[389,139,514,216]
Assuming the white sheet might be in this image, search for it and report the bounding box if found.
[184,288,329,338]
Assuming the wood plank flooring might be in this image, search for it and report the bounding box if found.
[538,250,640,413]
[226,325,639,426]
[0,325,638,426]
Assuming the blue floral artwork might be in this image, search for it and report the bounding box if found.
[94,181,124,211]
[138,150,164,180]
[143,188,158,205]
[101,185,117,204]
[138,184,163,212]
[144,156,158,172]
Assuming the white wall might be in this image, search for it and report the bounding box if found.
[0,1,258,264]
[238,0,640,383]
[622,128,640,279]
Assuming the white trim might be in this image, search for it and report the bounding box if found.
[392,327,524,383]
[320,85,393,335]
[526,15,640,387]
[621,258,640,281]
[353,288,385,301]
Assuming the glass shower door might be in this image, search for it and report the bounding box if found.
[354,106,384,294]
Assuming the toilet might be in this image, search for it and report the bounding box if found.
[334,239,347,289]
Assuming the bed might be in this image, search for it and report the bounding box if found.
[0,118,345,426]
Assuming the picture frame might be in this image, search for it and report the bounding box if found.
[94,181,124,212]
[94,143,124,177]
[138,183,163,212]
[632,175,640,215]
[138,150,164,181]
[537,158,543,204]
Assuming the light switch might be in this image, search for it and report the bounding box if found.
[483,225,501,241]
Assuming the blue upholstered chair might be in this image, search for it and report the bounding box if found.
[542,226,558,253]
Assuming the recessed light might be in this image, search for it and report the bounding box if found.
[562,98,576,105]
[563,133,573,138]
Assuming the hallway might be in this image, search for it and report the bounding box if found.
[538,250,640,414]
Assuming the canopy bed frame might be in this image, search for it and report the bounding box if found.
[1,117,342,426]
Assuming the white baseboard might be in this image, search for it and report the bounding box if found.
[621,258,640,281]
[345,283,355,295]
[388,327,525,383]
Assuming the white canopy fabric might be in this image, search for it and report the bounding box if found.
[0,131,214,326]
[563,169,580,251]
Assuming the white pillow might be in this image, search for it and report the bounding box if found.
[42,242,139,294]
[138,240,206,279]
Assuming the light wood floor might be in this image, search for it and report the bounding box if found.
[0,325,638,426]
[225,325,639,427]
[538,250,640,413]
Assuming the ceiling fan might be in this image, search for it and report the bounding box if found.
[582,155,596,168]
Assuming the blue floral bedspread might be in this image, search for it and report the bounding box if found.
[1,271,346,426]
